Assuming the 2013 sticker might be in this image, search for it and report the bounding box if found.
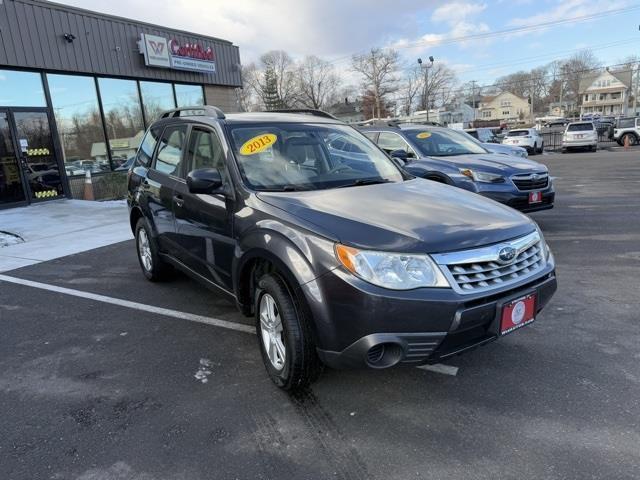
[239,133,277,155]
[416,132,432,139]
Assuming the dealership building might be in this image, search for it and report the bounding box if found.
[0,0,242,208]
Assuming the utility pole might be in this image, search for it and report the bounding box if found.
[418,56,434,122]
[633,63,639,116]
[471,80,477,122]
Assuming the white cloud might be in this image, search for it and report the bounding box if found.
[509,0,630,27]
[431,2,487,23]
[56,0,439,62]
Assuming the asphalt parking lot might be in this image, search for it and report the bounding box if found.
[1,150,639,480]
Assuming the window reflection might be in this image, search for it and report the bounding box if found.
[175,84,204,107]
[0,69,46,107]
[98,78,145,169]
[48,74,108,176]
[140,81,176,125]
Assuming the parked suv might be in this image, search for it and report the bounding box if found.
[360,125,554,212]
[613,117,640,146]
[502,128,544,154]
[128,107,557,391]
[562,121,598,152]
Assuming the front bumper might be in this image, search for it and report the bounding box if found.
[306,261,557,370]
[461,179,555,213]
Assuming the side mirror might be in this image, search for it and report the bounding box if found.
[390,149,408,161]
[187,168,223,194]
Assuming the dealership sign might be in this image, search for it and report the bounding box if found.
[139,34,216,74]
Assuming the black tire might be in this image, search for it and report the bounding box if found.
[538,143,544,154]
[529,146,536,156]
[623,133,638,146]
[134,218,172,281]
[255,273,321,392]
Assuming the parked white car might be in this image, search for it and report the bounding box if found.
[562,122,597,152]
[502,128,544,155]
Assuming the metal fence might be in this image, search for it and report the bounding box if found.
[540,130,616,151]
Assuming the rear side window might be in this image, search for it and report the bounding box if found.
[154,125,187,176]
[567,123,594,132]
[466,130,479,139]
[362,132,378,141]
[136,127,161,167]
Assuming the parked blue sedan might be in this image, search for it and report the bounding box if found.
[359,125,554,213]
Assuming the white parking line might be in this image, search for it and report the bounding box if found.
[417,363,459,376]
[0,274,459,376]
[0,274,255,335]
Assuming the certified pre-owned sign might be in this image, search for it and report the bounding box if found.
[139,34,216,74]
[140,34,171,68]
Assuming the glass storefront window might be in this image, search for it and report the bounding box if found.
[0,69,47,107]
[47,74,109,176]
[175,84,204,107]
[140,81,176,126]
[98,78,145,169]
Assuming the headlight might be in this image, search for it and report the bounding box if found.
[335,244,450,290]
[535,225,551,263]
[518,149,528,158]
[459,168,505,183]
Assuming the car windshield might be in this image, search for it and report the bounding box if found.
[407,128,488,157]
[227,123,404,191]
[507,130,530,137]
[567,123,593,132]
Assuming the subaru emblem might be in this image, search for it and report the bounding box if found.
[531,173,540,181]
[498,246,517,264]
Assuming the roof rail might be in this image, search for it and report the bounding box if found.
[268,109,338,120]
[161,106,226,120]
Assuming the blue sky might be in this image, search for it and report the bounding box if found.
[59,0,640,88]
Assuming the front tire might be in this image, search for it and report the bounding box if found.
[135,219,171,281]
[255,274,320,391]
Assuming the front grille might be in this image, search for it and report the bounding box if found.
[512,173,549,191]
[432,231,546,295]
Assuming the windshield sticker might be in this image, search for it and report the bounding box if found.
[240,133,277,155]
[416,132,432,139]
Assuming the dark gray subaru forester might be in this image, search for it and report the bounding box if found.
[127,106,557,391]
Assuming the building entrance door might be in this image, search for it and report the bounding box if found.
[0,108,64,207]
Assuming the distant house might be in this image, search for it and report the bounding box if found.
[579,69,632,117]
[438,100,476,127]
[548,101,576,117]
[477,92,530,122]
[328,98,365,123]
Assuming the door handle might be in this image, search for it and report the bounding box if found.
[173,194,184,208]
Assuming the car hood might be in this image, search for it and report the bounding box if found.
[484,143,526,155]
[419,153,546,174]
[256,179,535,253]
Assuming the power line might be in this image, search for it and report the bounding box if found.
[324,4,640,66]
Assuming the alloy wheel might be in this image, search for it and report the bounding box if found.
[259,293,286,371]
[138,229,153,272]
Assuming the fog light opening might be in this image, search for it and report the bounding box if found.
[366,343,403,368]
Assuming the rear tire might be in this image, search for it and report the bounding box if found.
[623,133,638,146]
[255,274,321,392]
[135,218,172,282]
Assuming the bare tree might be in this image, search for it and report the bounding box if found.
[296,55,341,109]
[417,63,458,111]
[259,50,300,108]
[561,50,602,106]
[352,48,400,119]
[398,65,423,115]
[238,63,262,111]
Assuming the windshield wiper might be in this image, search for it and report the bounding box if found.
[258,185,312,192]
[335,178,392,189]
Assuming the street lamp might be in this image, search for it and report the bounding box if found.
[418,56,435,122]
